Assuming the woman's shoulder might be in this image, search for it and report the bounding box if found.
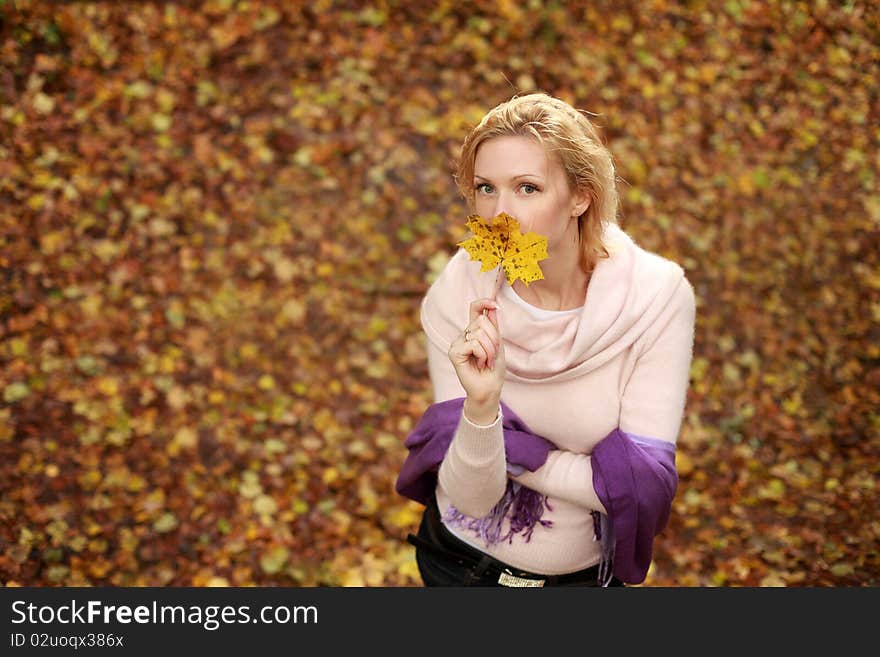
[606,223,689,284]
[425,248,495,302]
[598,223,695,322]
[420,248,485,350]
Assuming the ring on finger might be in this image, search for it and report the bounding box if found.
[464,328,472,341]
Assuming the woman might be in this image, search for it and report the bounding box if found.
[396,93,696,587]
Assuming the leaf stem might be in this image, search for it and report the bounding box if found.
[484,267,503,318]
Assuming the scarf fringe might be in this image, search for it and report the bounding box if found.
[592,510,616,587]
[443,480,553,546]
[443,485,616,587]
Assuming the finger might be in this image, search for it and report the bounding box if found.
[475,313,500,347]
[469,298,499,325]
[451,330,477,360]
[487,306,499,333]
[467,337,488,370]
[478,313,502,369]
[470,321,498,370]
[467,308,501,345]
[472,330,496,369]
[449,333,476,363]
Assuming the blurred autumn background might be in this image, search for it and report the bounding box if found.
[1,0,878,588]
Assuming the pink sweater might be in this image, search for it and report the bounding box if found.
[420,222,696,575]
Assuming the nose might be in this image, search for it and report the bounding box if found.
[491,190,514,218]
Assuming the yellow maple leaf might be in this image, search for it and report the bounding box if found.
[457,212,548,286]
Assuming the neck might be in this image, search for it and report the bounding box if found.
[512,236,588,311]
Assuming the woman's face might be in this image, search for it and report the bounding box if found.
[472,135,588,251]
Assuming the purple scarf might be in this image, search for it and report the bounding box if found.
[394,397,678,585]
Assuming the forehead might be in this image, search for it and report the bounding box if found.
[473,135,560,177]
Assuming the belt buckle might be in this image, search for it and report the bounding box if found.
[498,570,545,587]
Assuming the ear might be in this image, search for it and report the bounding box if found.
[571,189,591,219]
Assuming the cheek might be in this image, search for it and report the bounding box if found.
[530,213,577,249]
[520,205,561,235]
[474,196,494,217]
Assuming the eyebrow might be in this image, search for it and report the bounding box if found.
[474,173,545,182]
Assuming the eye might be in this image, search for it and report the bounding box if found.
[520,183,539,194]
[475,182,494,194]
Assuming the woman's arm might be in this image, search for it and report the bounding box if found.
[512,450,607,513]
[426,336,509,518]
[514,279,695,511]
[619,278,696,442]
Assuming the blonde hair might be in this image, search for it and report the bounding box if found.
[454,93,618,274]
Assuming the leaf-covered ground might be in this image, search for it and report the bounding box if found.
[1,1,877,587]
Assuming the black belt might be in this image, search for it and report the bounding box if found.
[407,496,605,587]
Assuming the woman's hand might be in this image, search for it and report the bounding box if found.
[448,298,505,424]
